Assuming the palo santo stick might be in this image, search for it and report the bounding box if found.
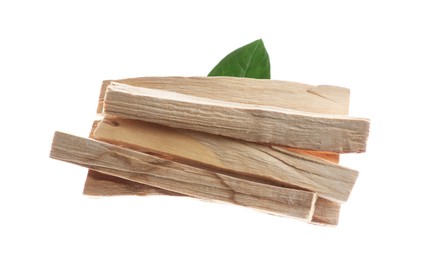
[97,77,350,115]
[96,76,349,161]
[84,170,339,226]
[51,131,317,221]
[103,82,369,153]
[93,117,358,203]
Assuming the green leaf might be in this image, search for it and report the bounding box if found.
[208,39,270,79]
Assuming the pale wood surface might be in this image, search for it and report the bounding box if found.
[84,121,178,196]
[86,119,341,225]
[97,76,350,115]
[311,197,340,226]
[93,117,358,202]
[83,76,351,224]
[87,76,349,197]
[51,131,317,221]
[84,170,339,225]
[103,82,369,153]
[96,76,350,160]
[83,170,181,196]
[85,120,341,225]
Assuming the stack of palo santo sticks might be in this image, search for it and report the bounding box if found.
[50,77,370,226]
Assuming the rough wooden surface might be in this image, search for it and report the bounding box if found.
[96,77,347,162]
[81,76,353,224]
[84,170,339,225]
[85,121,341,225]
[51,131,318,221]
[103,83,369,153]
[93,117,358,202]
[311,197,341,225]
[83,170,181,196]
[86,75,350,199]
[97,76,350,115]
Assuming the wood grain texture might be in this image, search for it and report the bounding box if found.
[89,76,349,193]
[82,76,351,224]
[95,77,345,161]
[84,122,177,196]
[85,121,341,225]
[51,132,317,221]
[85,120,341,225]
[83,170,181,196]
[103,82,369,153]
[93,117,358,203]
[311,197,341,226]
[96,76,350,115]
[84,170,340,225]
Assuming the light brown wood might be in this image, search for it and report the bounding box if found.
[93,117,358,203]
[84,170,340,225]
[85,120,341,225]
[81,76,351,224]
[85,122,179,196]
[83,170,181,196]
[87,76,349,200]
[90,76,349,194]
[311,197,340,226]
[95,77,345,162]
[51,131,318,221]
[103,82,369,153]
[85,121,340,225]
[97,76,350,115]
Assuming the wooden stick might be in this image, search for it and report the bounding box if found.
[84,170,340,225]
[103,82,369,153]
[94,76,351,162]
[96,76,350,115]
[96,77,347,162]
[93,117,358,203]
[51,131,317,221]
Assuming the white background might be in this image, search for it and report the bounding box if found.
[1,1,422,259]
